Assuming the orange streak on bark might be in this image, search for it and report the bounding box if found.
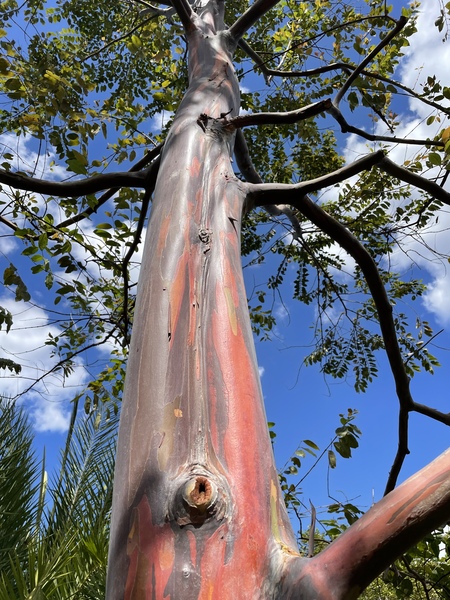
[210,284,273,590]
[169,252,188,347]
[157,213,173,254]
[125,496,175,600]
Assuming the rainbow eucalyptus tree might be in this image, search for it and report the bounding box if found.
[1,0,450,598]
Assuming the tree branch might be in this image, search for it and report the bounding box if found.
[286,448,450,598]
[55,145,163,229]
[0,169,147,198]
[234,129,301,239]
[326,104,444,148]
[410,402,450,426]
[228,0,282,43]
[240,15,396,78]
[170,0,195,32]
[259,61,450,117]
[333,15,408,107]
[379,156,450,205]
[225,99,331,129]
[246,152,450,490]
[12,330,120,402]
[246,151,384,206]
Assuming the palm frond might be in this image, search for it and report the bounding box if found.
[0,397,41,574]
[0,399,119,599]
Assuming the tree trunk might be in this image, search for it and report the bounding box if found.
[106,4,450,599]
[106,12,300,599]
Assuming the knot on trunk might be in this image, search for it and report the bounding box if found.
[169,469,230,527]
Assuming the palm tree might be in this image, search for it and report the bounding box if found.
[0,398,118,599]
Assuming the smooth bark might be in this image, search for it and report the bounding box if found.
[104,2,450,598]
[106,11,300,599]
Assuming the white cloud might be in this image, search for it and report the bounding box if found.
[0,235,18,255]
[259,365,265,377]
[0,297,88,432]
[150,110,174,132]
[423,274,450,325]
[337,9,450,326]
[0,132,75,228]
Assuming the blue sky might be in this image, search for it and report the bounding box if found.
[1,0,449,533]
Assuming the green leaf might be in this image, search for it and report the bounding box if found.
[328,450,337,469]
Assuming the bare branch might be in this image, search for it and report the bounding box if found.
[225,99,331,129]
[410,402,450,426]
[333,15,408,107]
[327,103,444,148]
[234,129,301,239]
[379,156,450,205]
[236,37,271,84]
[0,214,18,233]
[234,129,263,184]
[307,501,317,558]
[385,407,410,495]
[0,169,147,198]
[228,0,282,43]
[246,151,384,206]
[261,62,450,117]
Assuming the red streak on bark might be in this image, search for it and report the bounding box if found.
[169,252,188,347]
[125,496,175,599]
[196,526,229,597]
